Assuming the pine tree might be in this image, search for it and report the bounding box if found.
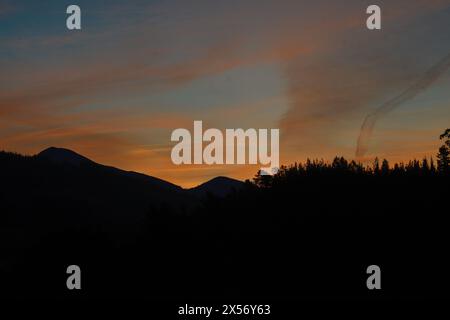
[430,157,436,173]
[440,129,450,148]
[253,170,273,187]
[437,129,450,174]
[437,145,450,174]
[421,158,429,171]
[373,157,380,175]
[381,159,389,175]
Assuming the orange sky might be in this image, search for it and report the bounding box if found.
[1,0,450,187]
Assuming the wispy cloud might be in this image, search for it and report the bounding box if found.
[0,1,14,16]
[1,0,450,186]
[280,0,450,160]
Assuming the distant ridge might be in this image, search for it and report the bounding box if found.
[189,176,244,197]
[37,147,182,191]
[35,147,241,196]
[38,147,93,166]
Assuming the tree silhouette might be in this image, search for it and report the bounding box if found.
[2,129,450,300]
[437,129,450,174]
[440,129,450,147]
[253,169,273,188]
[430,157,436,173]
[381,159,389,175]
[373,157,380,175]
[437,146,450,173]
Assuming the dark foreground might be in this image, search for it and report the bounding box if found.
[1,152,449,302]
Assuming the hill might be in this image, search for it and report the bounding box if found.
[188,176,244,197]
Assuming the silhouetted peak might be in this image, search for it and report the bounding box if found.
[37,147,94,166]
[203,176,242,185]
[190,176,244,197]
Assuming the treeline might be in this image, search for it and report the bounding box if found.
[252,128,450,187]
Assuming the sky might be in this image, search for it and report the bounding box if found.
[1,0,450,187]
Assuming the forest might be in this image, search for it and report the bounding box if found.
[0,129,449,300]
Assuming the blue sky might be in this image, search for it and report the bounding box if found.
[1,0,450,186]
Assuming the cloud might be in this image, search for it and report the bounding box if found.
[279,0,450,160]
[356,52,450,158]
[0,2,14,16]
[1,0,450,186]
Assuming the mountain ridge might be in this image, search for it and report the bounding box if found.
[38,147,93,166]
[188,176,245,197]
[35,146,244,194]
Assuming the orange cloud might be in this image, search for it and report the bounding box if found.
[1,0,449,187]
[279,0,450,162]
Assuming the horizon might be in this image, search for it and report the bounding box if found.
[1,1,450,187]
[1,144,445,188]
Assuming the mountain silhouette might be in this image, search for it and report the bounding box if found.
[36,147,244,195]
[1,147,241,216]
[189,176,244,197]
[38,147,94,166]
[37,147,182,192]
[2,147,450,300]
[0,148,195,231]
[0,147,246,269]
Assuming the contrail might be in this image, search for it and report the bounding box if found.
[356,52,450,158]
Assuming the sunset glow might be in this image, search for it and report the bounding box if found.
[1,0,449,187]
